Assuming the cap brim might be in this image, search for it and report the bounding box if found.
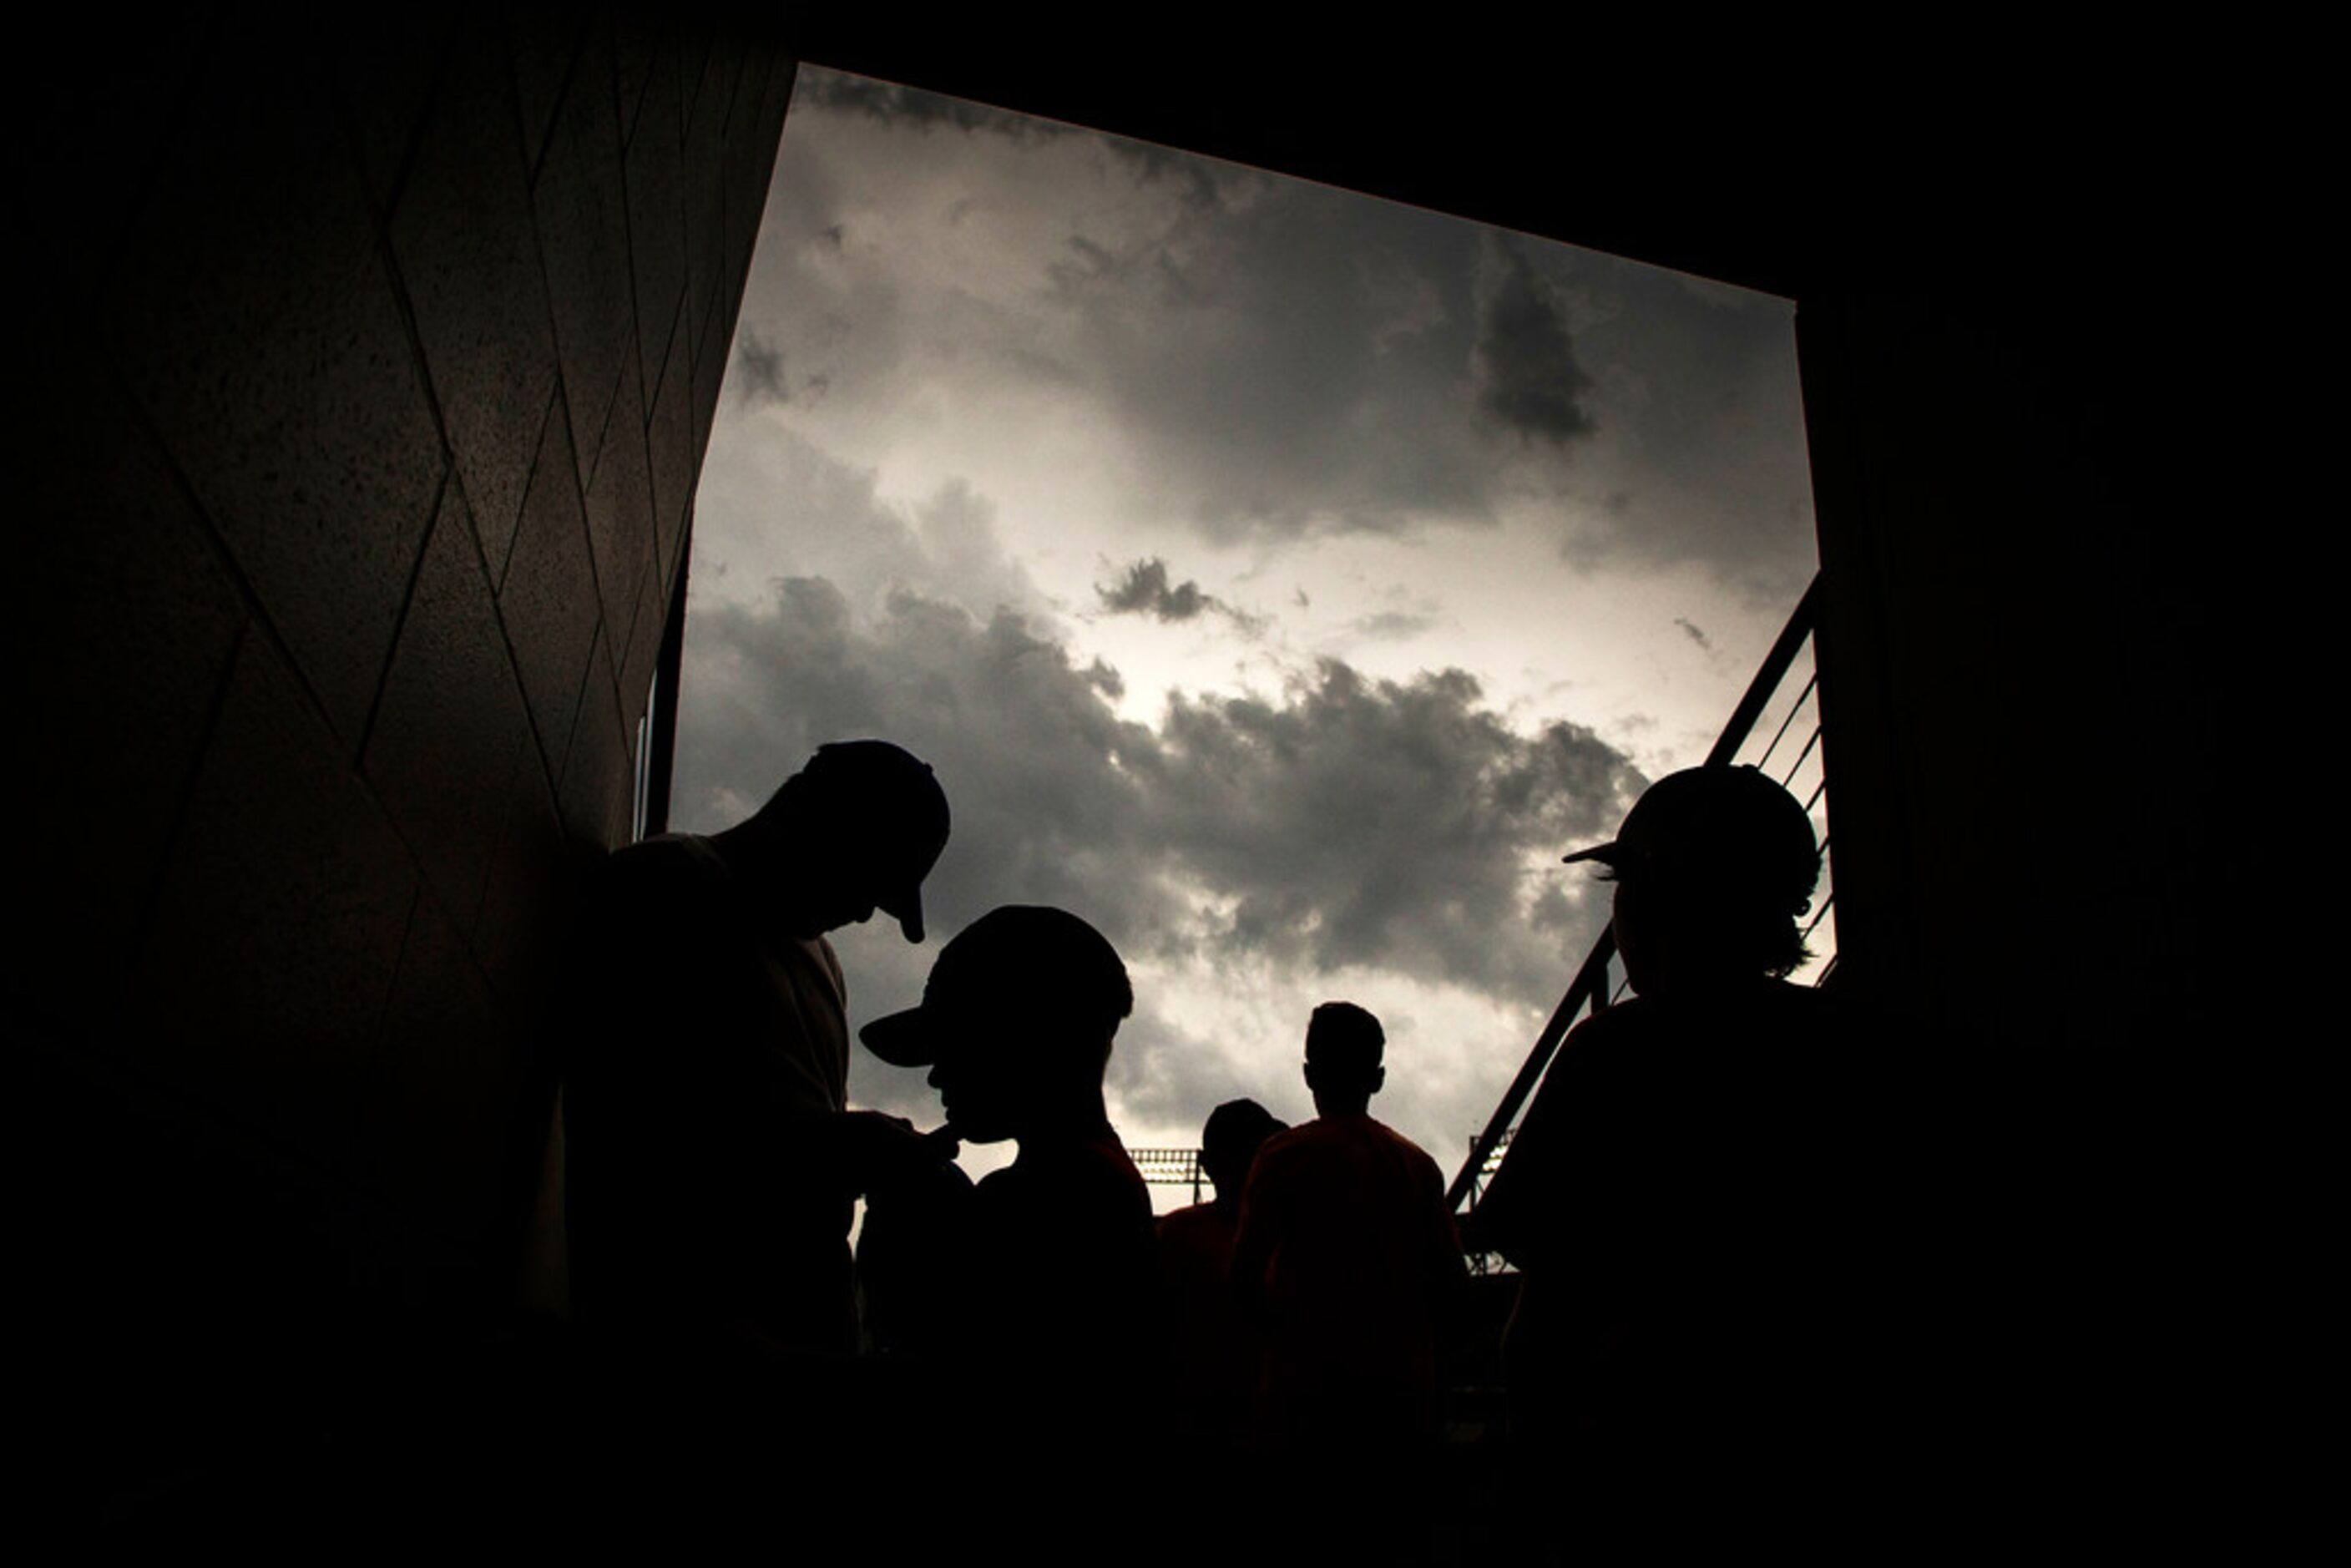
[1561,840,1622,866]
[884,886,925,943]
[858,1006,937,1067]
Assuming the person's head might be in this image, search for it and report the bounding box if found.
[1562,764,1821,994]
[859,906,1132,1144]
[756,739,950,941]
[1302,1001,1384,1115]
[1199,1098,1287,1201]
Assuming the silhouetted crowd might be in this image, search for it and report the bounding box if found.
[559,741,1895,1560]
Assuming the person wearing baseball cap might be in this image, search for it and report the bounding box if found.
[853,906,1162,1475]
[1470,763,1887,1545]
[749,737,953,944]
[562,738,952,1363]
[1559,762,1823,995]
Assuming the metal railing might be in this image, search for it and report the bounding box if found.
[1445,572,1831,1215]
[1130,1146,1208,1205]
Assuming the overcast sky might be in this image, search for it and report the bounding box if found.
[674,67,1823,1203]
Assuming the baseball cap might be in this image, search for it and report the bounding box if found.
[796,740,950,942]
[859,905,1133,1067]
[1563,764,1821,913]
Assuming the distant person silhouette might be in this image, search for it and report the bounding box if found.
[1231,1004,1468,1471]
[857,905,1161,1401]
[1469,763,1886,1538]
[1157,1098,1288,1445]
[561,739,952,1358]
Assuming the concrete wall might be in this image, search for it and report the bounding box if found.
[20,5,791,1502]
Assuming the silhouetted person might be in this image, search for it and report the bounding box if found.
[1469,764,1888,1545]
[561,740,951,1358]
[857,905,1161,1394]
[852,906,1163,1552]
[1230,1002,1466,1559]
[1158,1098,1288,1446]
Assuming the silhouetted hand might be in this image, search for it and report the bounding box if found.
[835,1109,959,1197]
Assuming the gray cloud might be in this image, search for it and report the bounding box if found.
[756,69,1817,606]
[1096,556,1272,637]
[1046,180,1515,540]
[1099,557,1212,621]
[680,583,1641,1150]
[690,72,1841,1156]
[1148,662,1640,999]
[1475,244,1596,446]
[676,564,1644,1136]
[759,78,1566,541]
[1545,262,1819,604]
[761,68,1805,606]
[688,422,1054,637]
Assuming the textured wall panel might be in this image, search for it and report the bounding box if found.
[362,487,533,933]
[393,19,562,568]
[24,6,796,1507]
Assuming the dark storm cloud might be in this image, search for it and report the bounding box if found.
[678,573,1642,1028]
[1045,180,1529,540]
[1100,557,1212,621]
[1096,557,1272,636]
[1475,245,1596,445]
[1150,662,1639,999]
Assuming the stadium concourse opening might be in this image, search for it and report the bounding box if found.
[23,8,2216,1545]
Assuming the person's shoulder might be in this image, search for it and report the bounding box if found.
[564,836,730,970]
[1572,992,1660,1044]
[597,832,730,903]
[1368,1116,1444,1175]
[1251,1120,1334,1167]
[1004,1131,1151,1217]
[1095,1133,1153,1211]
[1055,1133,1154,1246]
[1551,1001,1664,1071]
[1156,1199,1208,1230]
[607,831,724,873]
[1373,1123,1429,1161]
[1254,1122,1312,1157]
[1235,1121,1322,1200]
